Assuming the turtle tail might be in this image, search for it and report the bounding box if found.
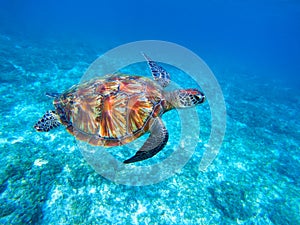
[34,111,60,132]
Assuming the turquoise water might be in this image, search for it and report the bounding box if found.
[1,0,300,224]
[0,34,299,224]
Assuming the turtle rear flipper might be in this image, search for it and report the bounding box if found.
[124,117,169,164]
[34,111,60,132]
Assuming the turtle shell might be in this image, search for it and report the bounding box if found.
[53,75,166,146]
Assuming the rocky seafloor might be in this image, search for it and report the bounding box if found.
[0,34,299,224]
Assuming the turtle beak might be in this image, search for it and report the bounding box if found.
[197,91,205,104]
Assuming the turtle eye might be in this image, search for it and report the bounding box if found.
[185,89,205,104]
[194,95,200,101]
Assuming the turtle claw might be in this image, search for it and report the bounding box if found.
[46,92,60,98]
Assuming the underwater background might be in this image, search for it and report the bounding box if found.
[0,0,299,224]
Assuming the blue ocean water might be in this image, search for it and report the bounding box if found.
[0,0,299,224]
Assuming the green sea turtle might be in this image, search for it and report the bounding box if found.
[34,53,205,163]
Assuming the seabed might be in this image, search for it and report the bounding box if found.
[0,34,299,224]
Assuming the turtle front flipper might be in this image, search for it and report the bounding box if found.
[34,111,60,132]
[142,53,171,87]
[124,117,169,164]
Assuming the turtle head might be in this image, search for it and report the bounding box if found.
[168,89,205,108]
